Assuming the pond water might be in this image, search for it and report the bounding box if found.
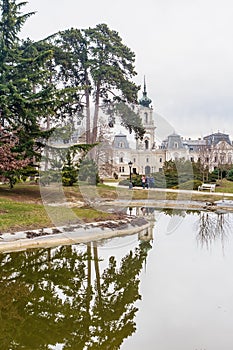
[1,209,233,350]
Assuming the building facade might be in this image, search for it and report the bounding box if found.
[108,84,233,178]
[109,82,166,177]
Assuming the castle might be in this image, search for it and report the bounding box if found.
[104,81,233,178]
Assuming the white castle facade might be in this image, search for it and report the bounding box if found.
[102,83,233,179]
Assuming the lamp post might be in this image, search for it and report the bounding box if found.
[128,161,133,188]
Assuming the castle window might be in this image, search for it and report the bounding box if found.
[119,166,125,173]
[119,157,123,163]
[174,142,178,148]
[133,158,136,163]
[220,154,225,163]
[118,142,124,148]
[190,157,194,162]
[159,157,162,163]
[146,158,149,163]
[145,140,149,150]
[144,112,148,123]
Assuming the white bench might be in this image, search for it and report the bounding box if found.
[198,183,216,192]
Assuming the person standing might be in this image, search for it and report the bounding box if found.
[141,175,146,189]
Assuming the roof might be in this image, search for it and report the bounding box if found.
[139,77,152,108]
[112,134,130,149]
[203,132,231,146]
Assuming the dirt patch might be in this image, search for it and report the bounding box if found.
[0,185,42,204]
[0,209,8,214]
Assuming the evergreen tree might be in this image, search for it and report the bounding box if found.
[0,1,84,175]
[62,150,78,186]
[50,24,145,144]
[0,0,51,162]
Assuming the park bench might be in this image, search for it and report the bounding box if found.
[198,183,216,192]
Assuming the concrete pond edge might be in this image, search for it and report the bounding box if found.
[0,216,150,253]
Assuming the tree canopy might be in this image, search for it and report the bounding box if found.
[0,1,144,186]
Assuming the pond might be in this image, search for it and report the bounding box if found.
[1,208,233,350]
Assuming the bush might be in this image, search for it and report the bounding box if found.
[78,158,100,185]
[227,168,233,181]
[173,179,202,190]
[118,179,131,186]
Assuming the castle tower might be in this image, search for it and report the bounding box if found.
[136,77,156,150]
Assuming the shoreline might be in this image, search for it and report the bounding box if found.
[1,186,233,252]
[0,216,150,253]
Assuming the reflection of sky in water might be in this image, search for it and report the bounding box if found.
[122,211,233,350]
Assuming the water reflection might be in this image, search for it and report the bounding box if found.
[0,240,152,349]
[137,205,232,250]
[196,211,231,249]
[1,208,233,349]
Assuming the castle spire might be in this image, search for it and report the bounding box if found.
[144,75,147,94]
[139,76,152,108]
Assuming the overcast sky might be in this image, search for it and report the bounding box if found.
[20,0,233,140]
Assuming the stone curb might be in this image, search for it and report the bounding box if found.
[0,218,150,253]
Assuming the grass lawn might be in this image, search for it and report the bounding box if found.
[1,180,233,233]
[0,198,51,233]
[0,183,125,233]
[215,178,233,193]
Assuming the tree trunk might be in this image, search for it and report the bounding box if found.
[85,72,91,144]
[93,245,102,308]
[92,81,101,144]
[44,115,50,171]
[86,244,92,314]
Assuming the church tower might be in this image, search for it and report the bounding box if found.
[136,77,156,150]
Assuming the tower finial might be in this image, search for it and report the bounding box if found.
[139,76,152,107]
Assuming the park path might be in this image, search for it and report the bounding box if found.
[103,182,233,198]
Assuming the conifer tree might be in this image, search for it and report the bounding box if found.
[50,24,145,144]
[0,0,49,160]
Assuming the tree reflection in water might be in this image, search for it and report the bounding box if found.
[196,211,231,249]
[0,240,152,350]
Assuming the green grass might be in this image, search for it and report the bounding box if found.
[0,199,124,233]
[215,179,233,193]
[0,199,51,233]
[1,180,233,233]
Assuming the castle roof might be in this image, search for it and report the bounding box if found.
[139,77,152,108]
[112,133,130,149]
[203,132,231,146]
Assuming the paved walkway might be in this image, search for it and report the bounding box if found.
[103,182,233,198]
